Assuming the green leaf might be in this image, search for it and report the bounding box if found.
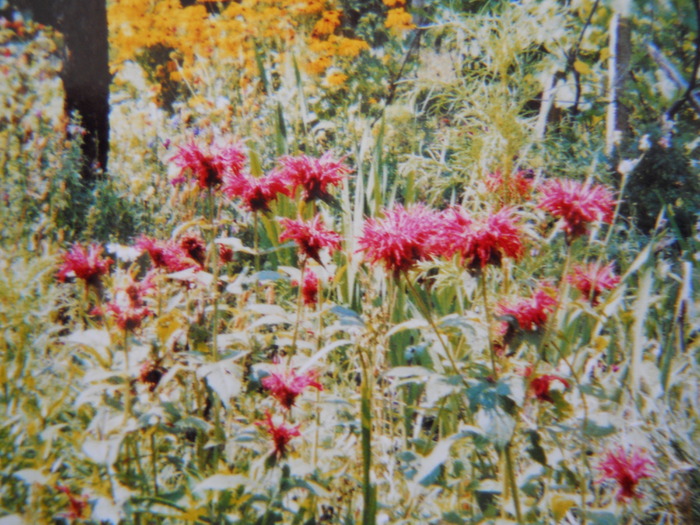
[197,358,244,409]
[584,510,619,525]
[476,408,515,449]
[415,435,456,486]
[525,430,547,466]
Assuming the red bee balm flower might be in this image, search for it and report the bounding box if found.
[598,446,654,502]
[57,243,113,286]
[106,274,154,331]
[568,262,620,305]
[223,171,291,212]
[279,214,341,263]
[262,368,323,409]
[357,204,445,277]
[530,374,570,403]
[276,152,349,203]
[135,235,202,272]
[444,207,524,271]
[171,141,246,189]
[257,412,301,458]
[538,179,615,239]
[497,283,557,341]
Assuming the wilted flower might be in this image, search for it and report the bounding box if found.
[179,233,207,268]
[56,485,88,520]
[218,243,234,264]
[530,374,570,403]
[279,214,342,263]
[598,446,654,502]
[57,243,113,286]
[223,171,291,212]
[538,179,615,240]
[443,207,524,272]
[276,152,350,203]
[262,368,323,409]
[485,169,534,200]
[256,411,301,458]
[171,141,246,189]
[497,283,557,342]
[568,261,620,305]
[139,360,166,392]
[357,204,444,277]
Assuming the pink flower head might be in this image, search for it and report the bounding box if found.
[485,169,534,200]
[171,141,246,189]
[530,374,570,403]
[256,411,301,458]
[107,274,154,331]
[538,178,616,240]
[223,170,291,212]
[135,236,200,273]
[262,368,323,409]
[597,446,654,502]
[276,152,350,203]
[568,261,620,305]
[279,214,342,263]
[357,204,445,277]
[497,283,557,343]
[57,243,113,286]
[443,207,524,272]
[292,269,320,306]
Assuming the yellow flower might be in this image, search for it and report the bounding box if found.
[313,10,342,36]
[325,71,348,87]
[331,35,370,57]
[383,0,406,6]
[385,8,415,31]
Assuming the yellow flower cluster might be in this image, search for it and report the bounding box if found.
[383,0,415,32]
[108,0,373,92]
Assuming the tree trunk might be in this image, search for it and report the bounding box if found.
[605,13,632,160]
[8,0,110,181]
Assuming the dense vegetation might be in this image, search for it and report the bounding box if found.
[1,1,699,523]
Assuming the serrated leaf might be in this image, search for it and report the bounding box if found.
[82,437,122,465]
[13,468,48,485]
[415,436,456,486]
[386,318,428,337]
[194,474,248,494]
[197,359,243,409]
[584,510,618,525]
[476,408,515,449]
[63,329,111,366]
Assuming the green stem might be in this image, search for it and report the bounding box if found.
[359,348,376,525]
[151,429,158,496]
[123,328,132,422]
[403,271,463,382]
[480,274,499,379]
[288,259,306,364]
[504,445,523,523]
